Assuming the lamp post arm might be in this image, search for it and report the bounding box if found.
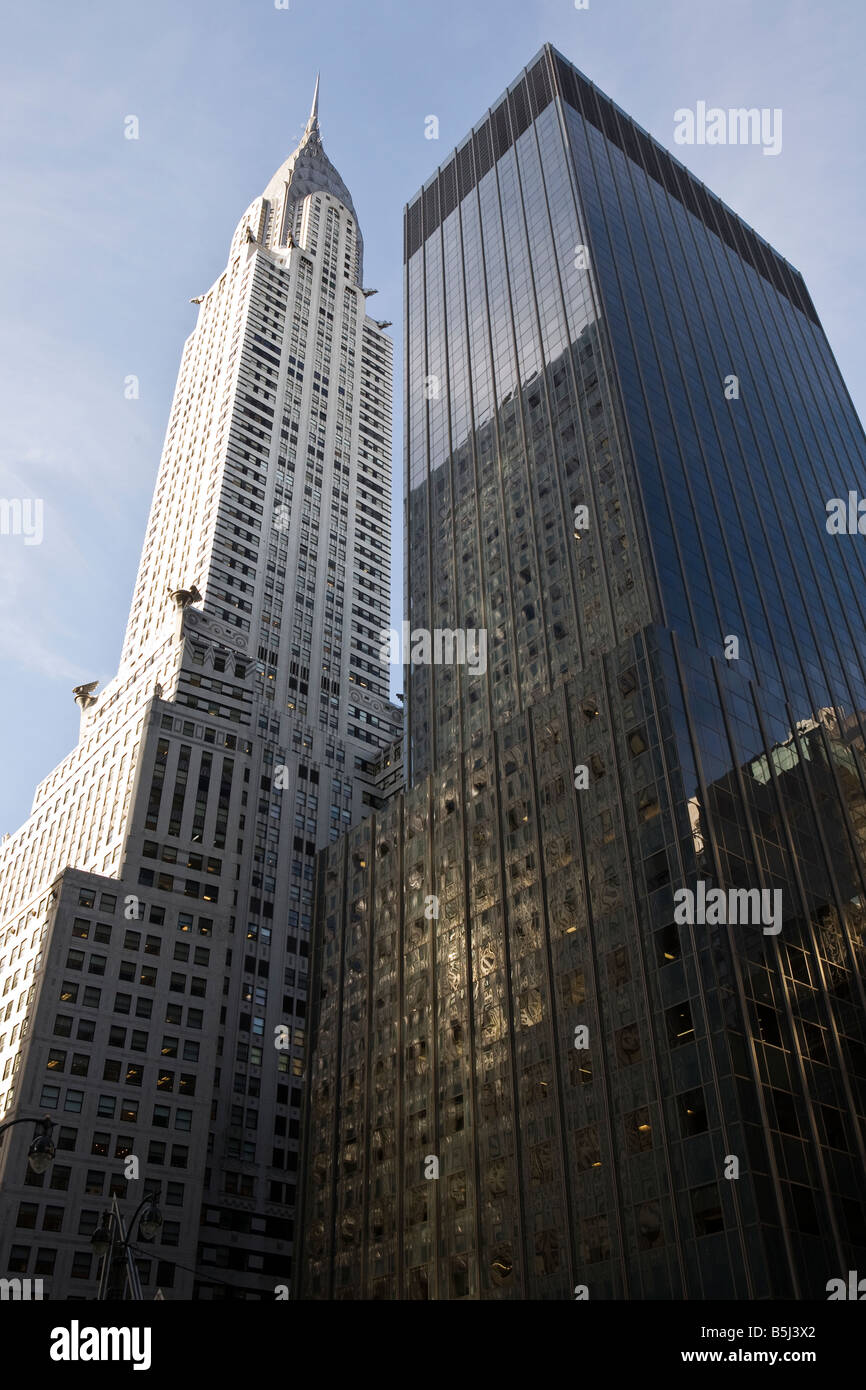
[0,1113,53,1140]
[124,1190,162,1242]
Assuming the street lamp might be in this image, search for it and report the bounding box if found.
[0,1114,55,1174]
[90,1214,114,1260]
[90,1191,163,1299]
[137,1199,163,1242]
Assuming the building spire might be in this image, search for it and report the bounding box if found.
[257,69,363,277]
[306,72,320,137]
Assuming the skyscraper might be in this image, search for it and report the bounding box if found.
[0,81,398,1298]
[301,44,866,1299]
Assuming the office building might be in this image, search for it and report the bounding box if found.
[301,44,866,1300]
[0,81,398,1297]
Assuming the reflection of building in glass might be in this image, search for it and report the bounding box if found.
[361,736,404,808]
[300,44,866,1299]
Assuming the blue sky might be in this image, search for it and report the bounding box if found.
[0,0,864,834]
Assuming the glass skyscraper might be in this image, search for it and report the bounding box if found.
[301,43,866,1299]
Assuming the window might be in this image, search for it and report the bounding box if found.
[70,1053,90,1077]
[187,1009,203,1029]
[224,1171,255,1198]
[71,1252,93,1280]
[175,1109,192,1132]
[120,1099,139,1123]
[94,923,112,944]
[130,1031,148,1053]
[625,1107,653,1153]
[156,1071,174,1092]
[161,1036,178,1058]
[147,1141,166,1165]
[136,998,153,1020]
[46,1162,69,1192]
[41,1200,63,1234]
[64,1090,84,1113]
[91,1132,110,1157]
[124,931,141,951]
[71,919,90,940]
[125,1064,144,1087]
[140,967,157,988]
[53,1015,72,1038]
[34,1249,56,1276]
[691,1184,724,1237]
[97,1095,116,1118]
[655,923,680,966]
[39,1083,60,1109]
[615,1025,642,1067]
[170,1145,189,1169]
[103,1059,122,1082]
[65,950,84,972]
[666,1002,695,1048]
[15,1202,38,1228]
[678,1089,708,1136]
[88,955,107,976]
[59,981,79,1003]
[627,726,648,756]
[182,1041,200,1062]
[84,1170,104,1195]
[179,1073,196,1096]
[152,1105,170,1129]
[55,1129,77,1153]
[77,1019,95,1042]
[114,993,132,1015]
[83,987,101,1008]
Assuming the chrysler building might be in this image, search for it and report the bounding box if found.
[0,80,398,1297]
